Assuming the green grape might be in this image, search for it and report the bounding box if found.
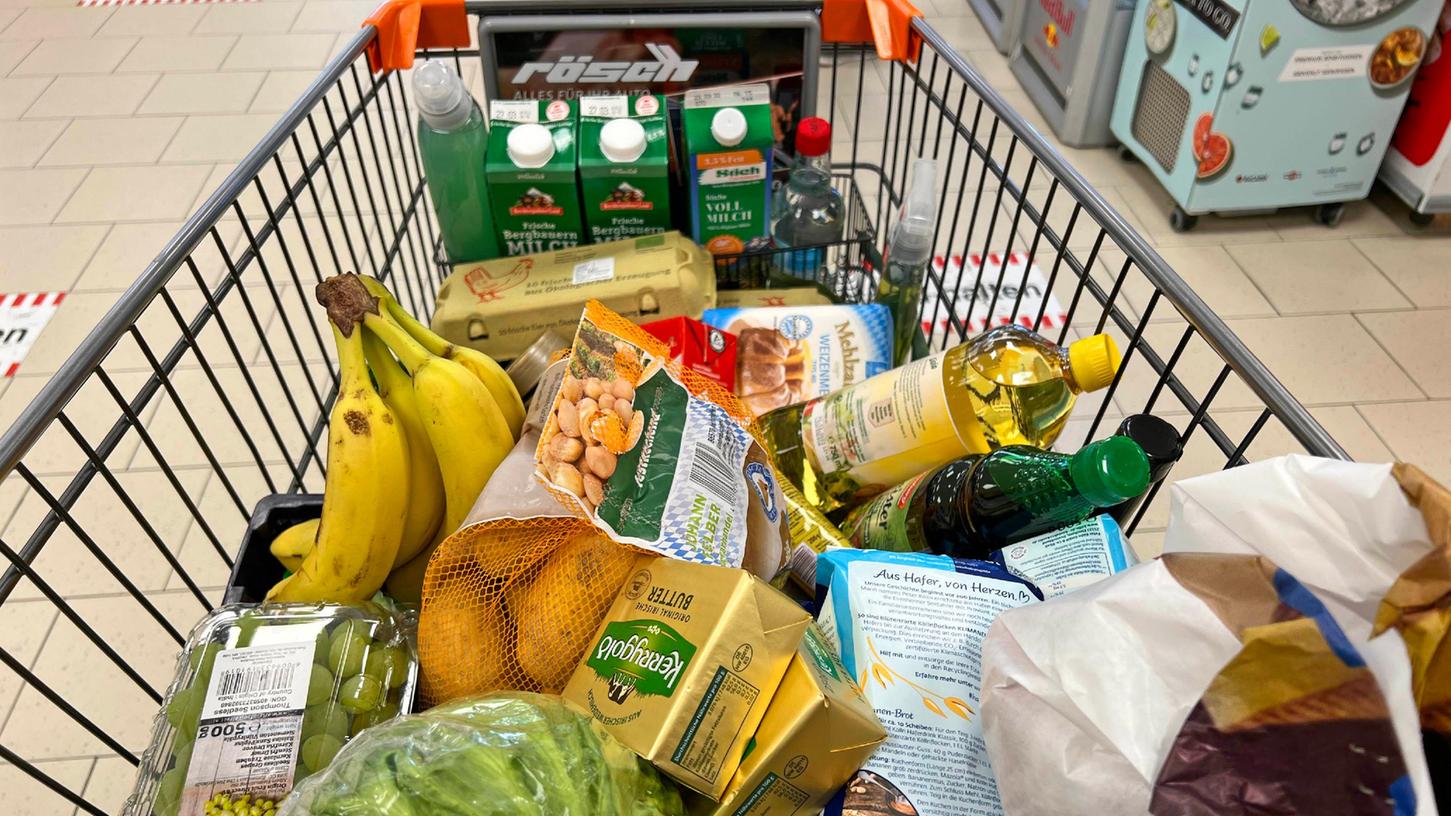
[301,734,343,772]
[363,645,409,690]
[153,789,181,816]
[301,703,350,742]
[165,686,203,736]
[233,612,266,647]
[171,733,195,774]
[154,766,186,816]
[329,618,372,649]
[306,664,335,707]
[327,633,369,679]
[187,642,224,688]
[338,675,383,713]
[314,629,331,663]
[349,701,400,736]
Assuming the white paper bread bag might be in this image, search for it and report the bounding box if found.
[980,455,1443,816]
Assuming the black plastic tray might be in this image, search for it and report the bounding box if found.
[223,493,323,604]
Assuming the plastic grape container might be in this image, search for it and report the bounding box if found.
[122,601,417,816]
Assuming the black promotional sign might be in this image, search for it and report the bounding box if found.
[1175,0,1241,40]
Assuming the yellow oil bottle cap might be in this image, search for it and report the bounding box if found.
[1067,334,1121,392]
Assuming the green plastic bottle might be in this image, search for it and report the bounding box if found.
[840,436,1150,558]
[413,60,499,264]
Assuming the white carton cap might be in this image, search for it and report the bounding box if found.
[507,123,555,168]
[600,118,647,163]
[711,108,747,147]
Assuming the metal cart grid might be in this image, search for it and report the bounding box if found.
[0,5,1346,813]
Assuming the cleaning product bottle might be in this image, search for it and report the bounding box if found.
[758,325,1120,513]
[413,60,498,263]
[876,157,938,363]
[840,437,1150,557]
[771,117,843,294]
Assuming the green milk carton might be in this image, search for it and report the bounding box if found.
[486,98,584,255]
[683,83,774,257]
[578,94,672,244]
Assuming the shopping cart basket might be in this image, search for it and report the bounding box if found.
[0,1,1347,812]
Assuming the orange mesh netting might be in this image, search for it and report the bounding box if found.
[417,515,652,706]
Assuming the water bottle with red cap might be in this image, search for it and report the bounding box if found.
[770,116,844,292]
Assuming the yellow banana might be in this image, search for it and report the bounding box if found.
[267,320,409,603]
[359,276,525,440]
[364,302,513,603]
[363,331,446,568]
[269,517,321,573]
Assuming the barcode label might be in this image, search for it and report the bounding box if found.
[689,441,737,502]
[217,663,298,697]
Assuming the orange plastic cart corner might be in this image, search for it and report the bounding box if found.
[363,0,470,73]
[822,0,923,64]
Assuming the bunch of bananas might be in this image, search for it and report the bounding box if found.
[267,274,524,604]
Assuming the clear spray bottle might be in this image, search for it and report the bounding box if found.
[876,158,938,365]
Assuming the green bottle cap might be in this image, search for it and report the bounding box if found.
[1069,436,1151,507]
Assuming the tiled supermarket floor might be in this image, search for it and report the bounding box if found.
[0,1,1449,812]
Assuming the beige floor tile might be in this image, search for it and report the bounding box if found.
[0,76,50,119]
[39,115,183,167]
[76,218,243,292]
[0,7,17,30]
[1226,239,1411,315]
[1265,199,1404,240]
[1,467,208,600]
[55,163,210,223]
[170,465,278,592]
[0,6,110,41]
[291,0,375,32]
[0,117,65,168]
[24,72,158,118]
[1352,235,1451,309]
[0,223,107,290]
[1234,314,1425,406]
[117,33,234,73]
[924,14,996,52]
[194,0,299,35]
[249,69,316,113]
[961,47,1015,89]
[161,112,275,163]
[2,591,204,760]
[0,758,93,815]
[0,370,149,476]
[84,756,141,816]
[140,70,263,115]
[0,597,59,733]
[1358,310,1451,399]
[1101,245,1276,322]
[97,3,206,37]
[11,36,135,75]
[0,38,37,74]
[1359,401,1451,484]
[221,32,333,71]
[0,166,86,225]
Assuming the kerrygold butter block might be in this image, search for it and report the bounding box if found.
[431,231,717,361]
[564,556,811,800]
[691,623,886,815]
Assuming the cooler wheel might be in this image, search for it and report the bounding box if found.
[1116,144,1139,164]
[1169,206,1198,233]
[1409,210,1435,227]
[1312,203,1345,227]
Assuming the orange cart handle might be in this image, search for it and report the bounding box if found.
[363,0,470,73]
[823,0,923,63]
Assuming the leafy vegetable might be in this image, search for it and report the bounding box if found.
[281,692,684,816]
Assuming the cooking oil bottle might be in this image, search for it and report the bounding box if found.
[759,324,1120,513]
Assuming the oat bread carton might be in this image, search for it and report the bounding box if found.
[431,231,717,361]
[579,94,672,243]
[691,623,887,815]
[564,557,810,799]
[683,84,774,257]
[486,98,584,255]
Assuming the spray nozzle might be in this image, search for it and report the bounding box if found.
[889,158,939,266]
[412,60,473,131]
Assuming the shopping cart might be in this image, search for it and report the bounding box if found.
[0,1,1348,812]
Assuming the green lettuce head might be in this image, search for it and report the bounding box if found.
[281,692,683,816]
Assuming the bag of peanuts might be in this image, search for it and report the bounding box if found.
[418,362,659,704]
[537,300,791,579]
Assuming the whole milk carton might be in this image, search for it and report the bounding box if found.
[578,94,672,243]
[565,557,810,800]
[683,84,774,257]
[486,98,584,255]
